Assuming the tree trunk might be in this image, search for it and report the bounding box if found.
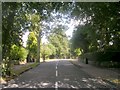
[43,54,45,62]
[37,37,40,63]
[36,33,41,63]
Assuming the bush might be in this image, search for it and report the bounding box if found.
[80,51,120,68]
[10,45,28,63]
[18,47,28,61]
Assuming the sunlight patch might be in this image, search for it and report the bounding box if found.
[82,78,88,82]
[64,78,69,81]
[10,84,18,88]
[41,82,50,86]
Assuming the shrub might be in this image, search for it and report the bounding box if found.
[10,45,28,63]
[80,51,120,68]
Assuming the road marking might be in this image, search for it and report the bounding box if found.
[56,70,58,77]
[55,82,58,90]
[55,62,58,90]
[56,66,57,69]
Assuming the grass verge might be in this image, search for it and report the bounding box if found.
[12,63,39,76]
[1,62,39,82]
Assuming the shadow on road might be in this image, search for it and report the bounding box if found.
[2,59,118,90]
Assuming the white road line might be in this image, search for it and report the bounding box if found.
[56,66,57,69]
[55,82,58,90]
[55,62,58,90]
[56,70,58,77]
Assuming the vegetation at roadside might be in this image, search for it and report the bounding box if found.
[70,3,120,67]
[11,63,39,77]
[2,2,120,79]
[2,63,39,81]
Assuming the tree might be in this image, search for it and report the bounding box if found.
[2,2,27,76]
[2,2,73,77]
[24,2,76,62]
[70,2,120,65]
[48,26,69,59]
[10,45,28,64]
[41,43,52,61]
[25,13,41,63]
[71,25,90,54]
[47,43,56,59]
[26,32,37,62]
[71,2,120,52]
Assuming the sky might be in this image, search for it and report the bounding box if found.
[22,31,29,47]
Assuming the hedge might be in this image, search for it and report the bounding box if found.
[80,51,120,68]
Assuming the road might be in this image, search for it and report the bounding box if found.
[3,59,117,89]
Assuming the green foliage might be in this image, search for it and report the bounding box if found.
[47,43,56,55]
[10,45,28,61]
[71,3,120,64]
[2,2,28,76]
[24,2,72,62]
[2,44,27,77]
[18,47,28,61]
[26,32,37,59]
[48,27,69,58]
[2,2,24,60]
[1,2,72,77]
[71,25,90,54]
[41,43,53,60]
[73,2,120,51]
[26,13,41,35]
[81,51,120,67]
[74,48,81,57]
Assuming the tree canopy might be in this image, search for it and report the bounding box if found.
[26,32,37,61]
[48,25,69,59]
[2,2,120,77]
[70,2,120,66]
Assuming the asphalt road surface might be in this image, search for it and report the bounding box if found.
[2,59,118,90]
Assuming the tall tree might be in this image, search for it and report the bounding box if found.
[2,2,27,76]
[71,2,120,52]
[48,26,69,59]
[24,2,73,62]
[41,43,55,61]
[26,32,37,62]
[25,13,42,62]
[70,2,120,64]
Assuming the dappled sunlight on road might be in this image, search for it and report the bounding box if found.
[3,77,116,89]
[55,77,115,89]
[2,59,118,89]
[3,80,55,88]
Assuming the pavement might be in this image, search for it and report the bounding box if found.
[13,63,33,69]
[1,59,119,90]
[70,59,120,88]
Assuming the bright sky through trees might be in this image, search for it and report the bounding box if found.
[22,31,29,47]
[22,18,80,47]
